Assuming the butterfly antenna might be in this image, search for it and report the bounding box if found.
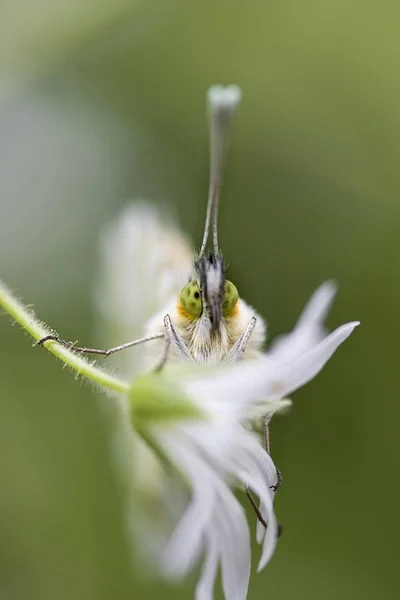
[199,84,242,257]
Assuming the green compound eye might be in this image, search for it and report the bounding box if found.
[180,281,203,317]
[222,280,239,316]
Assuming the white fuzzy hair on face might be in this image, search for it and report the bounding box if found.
[205,260,223,297]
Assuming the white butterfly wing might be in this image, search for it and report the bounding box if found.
[95,201,193,377]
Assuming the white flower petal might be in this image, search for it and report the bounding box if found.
[269,281,338,361]
[257,491,277,571]
[227,432,278,569]
[189,420,279,573]
[202,500,251,598]
[274,321,360,397]
[196,502,251,600]
[217,498,251,600]
[157,433,216,578]
[158,429,252,600]
[195,534,219,600]
[183,322,359,409]
[295,280,338,329]
[256,499,267,544]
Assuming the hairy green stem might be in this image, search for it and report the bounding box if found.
[0,279,129,394]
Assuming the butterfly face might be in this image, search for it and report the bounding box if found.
[168,250,263,363]
[179,253,239,329]
[175,252,238,362]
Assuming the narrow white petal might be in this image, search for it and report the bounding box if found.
[183,371,284,417]
[194,484,251,600]
[157,433,216,577]
[268,281,337,361]
[162,488,212,577]
[201,423,279,569]
[184,321,359,407]
[159,428,252,600]
[157,424,252,599]
[227,433,278,568]
[275,321,360,396]
[295,281,338,329]
[195,534,219,600]
[217,491,251,600]
[257,490,277,571]
[256,499,267,544]
[180,413,239,462]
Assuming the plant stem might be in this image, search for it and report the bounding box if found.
[0,279,129,394]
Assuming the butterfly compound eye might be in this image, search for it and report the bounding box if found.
[180,281,203,317]
[222,280,239,316]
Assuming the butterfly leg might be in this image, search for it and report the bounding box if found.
[245,487,267,528]
[225,316,257,362]
[36,333,164,356]
[153,317,172,372]
[245,484,283,539]
[154,314,193,371]
[264,414,282,492]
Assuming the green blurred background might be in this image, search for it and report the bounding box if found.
[0,1,399,598]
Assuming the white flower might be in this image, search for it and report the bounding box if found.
[126,370,286,600]
[181,314,359,551]
[121,313,358,600]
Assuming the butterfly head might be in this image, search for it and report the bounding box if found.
[179,252,239,333]
[173,84,247,360]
